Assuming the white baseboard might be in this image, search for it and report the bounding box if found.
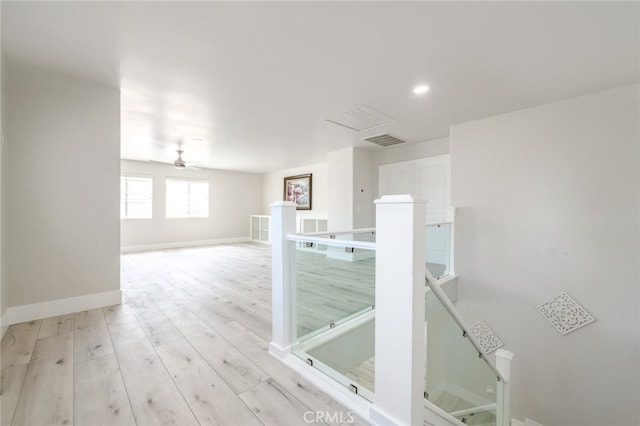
[4,290,122,325]
[268,342,291,360]
[120,237,251,253]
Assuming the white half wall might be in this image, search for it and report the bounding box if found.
[121,160,262,251]
[451,84,639,426]
[5,61,120,313]
[262,161,328,221]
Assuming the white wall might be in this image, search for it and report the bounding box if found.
[0,3,6,336]
[262,161,328,221]
[122,160,262,250]
[353,148,376,229]
[451,84,639,426]
[261,142,449,233]
[5,61,120,312]
[263,149,375,232]
[373,137,450,170]
[378,155,451,208]
[373,137,450,209]
[327,148,354,231]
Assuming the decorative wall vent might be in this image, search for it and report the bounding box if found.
[325,105,395,131]
[470,320,504,354]
[362,133,407,147]
[537,291,595,335]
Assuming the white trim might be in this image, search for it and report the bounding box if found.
[301,227,374,237]
[374,194,427,204]
[423,399,465,426]
[437,381,495,409]
[268,342,291,360]
[120,237,250,253]
[269,364,463,426]
[295,310,374,352]
[450,403,496,418]
[425,207,456,225]
[276,353,372,423]
[4,290,122,325]
[369,406,398,425]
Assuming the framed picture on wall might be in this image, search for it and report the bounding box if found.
[283,173,312,210]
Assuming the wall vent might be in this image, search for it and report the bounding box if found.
[363,133,407,147]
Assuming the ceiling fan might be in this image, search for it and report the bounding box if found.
[150,149,199,169]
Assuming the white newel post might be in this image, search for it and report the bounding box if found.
[371,195,426,426]
[495,349,514,426]
[268,201,297,359]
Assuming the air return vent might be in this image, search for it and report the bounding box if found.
[363,133,407,147]
[326,105,395,131]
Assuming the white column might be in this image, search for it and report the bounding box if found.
[371,195,425,426]
[268,201,297,359]
[495,349,514,426]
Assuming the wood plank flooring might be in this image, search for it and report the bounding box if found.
[294,248,375,338]
[344,357,375,393]
[1,242,368,426]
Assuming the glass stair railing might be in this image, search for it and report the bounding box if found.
[426,222,453,279]
[425,270,505,426]
[271,201,512,425]
[287,233,376,401]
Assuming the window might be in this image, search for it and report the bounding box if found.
[166,178,209,218]
[121,175,153,219]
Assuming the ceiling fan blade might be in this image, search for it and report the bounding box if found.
[147,149,201,169]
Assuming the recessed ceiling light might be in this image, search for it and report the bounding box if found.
[413,85,429,95]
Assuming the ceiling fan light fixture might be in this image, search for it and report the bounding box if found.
[174,149,186,169]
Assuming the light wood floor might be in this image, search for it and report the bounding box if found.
[344,357,375,393]
[294,247,375,338]
[1,243,368,426]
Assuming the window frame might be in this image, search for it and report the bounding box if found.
[120,174,153,220]
[165,177,210,219]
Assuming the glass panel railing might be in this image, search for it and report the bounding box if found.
[425,274,503,425]
[289,236,376,400]
[426,223,452,279]
[301,227,376,243]
[329,229,376,243]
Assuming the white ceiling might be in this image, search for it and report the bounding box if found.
[3,1,638,173]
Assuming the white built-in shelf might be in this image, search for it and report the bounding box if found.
[250,215,270,243]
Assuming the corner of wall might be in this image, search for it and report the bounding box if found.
[5,61,120,312]
[0,1,6,338]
